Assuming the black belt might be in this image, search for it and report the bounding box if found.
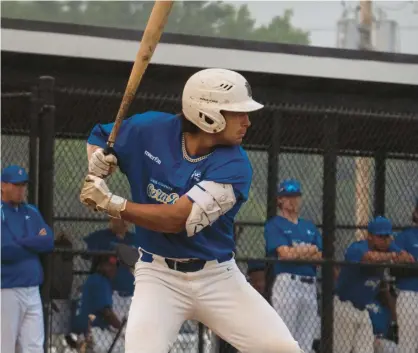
[165,259,207,272]
[165,253,233,273]
[290,274,315,284]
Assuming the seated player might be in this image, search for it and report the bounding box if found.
[71,255,124,353]
[84,217,139,319]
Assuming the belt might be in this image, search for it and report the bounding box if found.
[141,251,233,273]
[290,274,315,284]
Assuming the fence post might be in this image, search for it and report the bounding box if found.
[265,112,281,302]
[28,85,40,205]
[374,148,386,216]
[37,76,56,353]
[321,114,338,353]
[267,112,281,220]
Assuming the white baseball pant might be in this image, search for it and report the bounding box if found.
[396,290,418,353]
[374,337,398,353]
[271,273,319,353]
[124,250,302,353]
[333,296,374,353]
[1,286,44,353]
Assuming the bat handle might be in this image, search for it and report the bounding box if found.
[103,145,116,157]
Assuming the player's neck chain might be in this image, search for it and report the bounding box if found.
[182,133,213,163]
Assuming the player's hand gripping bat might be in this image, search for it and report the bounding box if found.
[104,0,174,156]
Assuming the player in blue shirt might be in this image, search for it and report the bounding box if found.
[72,255,124,353]
[79,68,302,353]
[264,179,322,353]
[393,198,418,353]
[1,165,55,353]
[334,216,412,353]
[84,217,139,321]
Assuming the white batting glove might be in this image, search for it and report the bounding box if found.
[80,174,127,218]
[89,148,118,178]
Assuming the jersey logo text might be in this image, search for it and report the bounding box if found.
[147,183,179,204]
[144,151,161,165]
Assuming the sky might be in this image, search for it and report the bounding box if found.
[227,1,418,54]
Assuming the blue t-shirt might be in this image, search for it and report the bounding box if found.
[264,216,323,277]
[84,229,139,296]
[72,273,113,333]
[366,300,392,336]
[336,240,401,310]
[394,227,418,292]
[87,111,252,260]
[1,202,54,288]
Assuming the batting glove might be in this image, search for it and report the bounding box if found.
[89,148,118,178]
[80,174,127,219]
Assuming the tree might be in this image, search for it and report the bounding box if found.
[1,1,310,45]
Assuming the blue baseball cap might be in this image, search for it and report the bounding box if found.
[368,216,393,236]
[1,165,29,184]
[277,179,302,197]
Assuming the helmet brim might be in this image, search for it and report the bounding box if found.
[221,99,264,113]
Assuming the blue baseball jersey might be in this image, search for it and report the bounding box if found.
[72,273,113,333]
[336,240,401,310]
[366,300,392,336]
[84,229,140,296]
[264,216,323,277]
[394,226,418,292]
[1,202,54,289]
[88,111,252,260]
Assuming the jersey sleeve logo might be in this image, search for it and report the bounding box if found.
[191,170,202,182]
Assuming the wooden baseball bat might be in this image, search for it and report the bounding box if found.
[105,0,174,152]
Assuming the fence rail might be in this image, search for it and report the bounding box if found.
[2,74,418,353]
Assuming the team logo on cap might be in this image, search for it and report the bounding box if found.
[18,169,23,175]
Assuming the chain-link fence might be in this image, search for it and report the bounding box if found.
[2,73,418,353]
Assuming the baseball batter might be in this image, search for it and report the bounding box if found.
[264,179,322,353]
[393,198,418,353]
[80,68,303,353]
[334,216,411,353]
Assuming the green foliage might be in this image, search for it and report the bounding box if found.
[1,0,310,45]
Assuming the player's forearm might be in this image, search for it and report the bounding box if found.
[121,201,188,233]
[362,251,395,263]
[278,246,319,260]
[16,233,54,253]
[1,243,34,262]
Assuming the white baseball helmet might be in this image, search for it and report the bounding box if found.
[182,68,264,133]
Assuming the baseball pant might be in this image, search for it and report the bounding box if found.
[396,290,418,353]
[333,296,374,353]
[374,337,398,353]
[271,273,319,353]
[124,250,302,353]
[1,286,44,353]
